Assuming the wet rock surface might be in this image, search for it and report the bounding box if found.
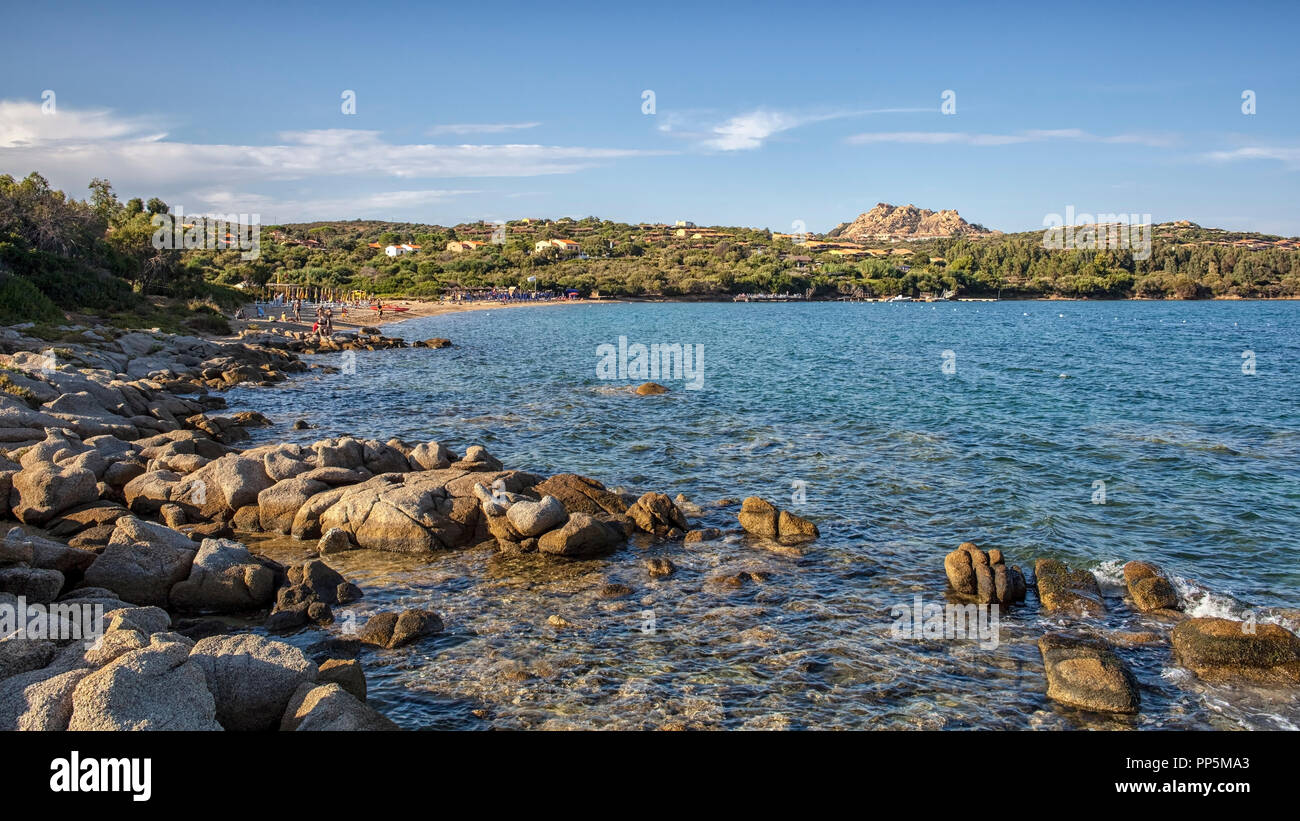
[1038,633,1140,714]
[1171,618,1300,686]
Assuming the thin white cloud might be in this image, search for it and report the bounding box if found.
[1200,145,1300,170]
[662,106,928,151]
[428,122,541,135]
[845,129,1173,147]
[0,101,166,148]
[0,102,661,191]
[702,110,823,151]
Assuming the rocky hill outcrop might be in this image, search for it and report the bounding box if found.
[827,203,991,241]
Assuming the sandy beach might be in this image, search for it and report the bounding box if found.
[231,297,612,336]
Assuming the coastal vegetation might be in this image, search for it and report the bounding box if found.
[3,173,1299,327]
[0,173,240,331]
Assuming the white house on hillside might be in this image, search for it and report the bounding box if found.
[533,238,581,255]
[385,243,421,257]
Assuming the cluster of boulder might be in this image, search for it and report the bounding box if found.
[1,317,830,731]
[735,497,819,547]
[228,326,453,356]
[943,542,1027,606]
[0,326,310,453]
[1,508,451,731]
[941,545,1300,715]
[0,599,395,731]
[241,327,420,356]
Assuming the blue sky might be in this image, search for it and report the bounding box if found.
[2,0,1298,234]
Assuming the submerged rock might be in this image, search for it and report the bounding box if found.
[944,542,1026,606]
[684,527,723,544]
[1122,560,1180,612]
[599,583,634,599]
[646,557,676,577]
[1171,617,1300,686]
[1038,632,1140,714]
[626,492,688,538]
[737,496,819,545]
[1034,558,1106,616]
[357,609,444,649]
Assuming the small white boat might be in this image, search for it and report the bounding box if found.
[887,294,913,303]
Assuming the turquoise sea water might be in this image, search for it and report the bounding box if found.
[231,301,1300,730]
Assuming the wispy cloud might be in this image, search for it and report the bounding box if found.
[428,122,542,136]
[0,101,166,148]
[190,188,479,222]
[1200,145,1300,170]
[845,128,1174,147]
[0,101,666,221]
[662,106,929,151]
[0,101,660,190]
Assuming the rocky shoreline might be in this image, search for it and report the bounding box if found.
[0,319,1295,730]
[944,544,1300,715]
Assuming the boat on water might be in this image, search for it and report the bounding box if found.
[887,294,913,303]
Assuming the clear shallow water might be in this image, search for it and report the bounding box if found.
[230,301,1300,730]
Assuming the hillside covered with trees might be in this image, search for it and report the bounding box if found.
[4,173,1299,329]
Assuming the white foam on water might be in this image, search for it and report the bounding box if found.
[1266,714,1299,731]
[1091,560,1295,632]
[1172,575,1247,620]
[1090,559,1127,595]
[1159,666,1195,686]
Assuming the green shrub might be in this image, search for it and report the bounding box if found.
[0,273,63,324]
[182,306,232,336]
[0,373,40,408]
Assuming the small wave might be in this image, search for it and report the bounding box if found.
[1172,575,1247,620]
[1159,665,1196,687]
[1091,559,1296,630]
[1091,559,1127,594]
